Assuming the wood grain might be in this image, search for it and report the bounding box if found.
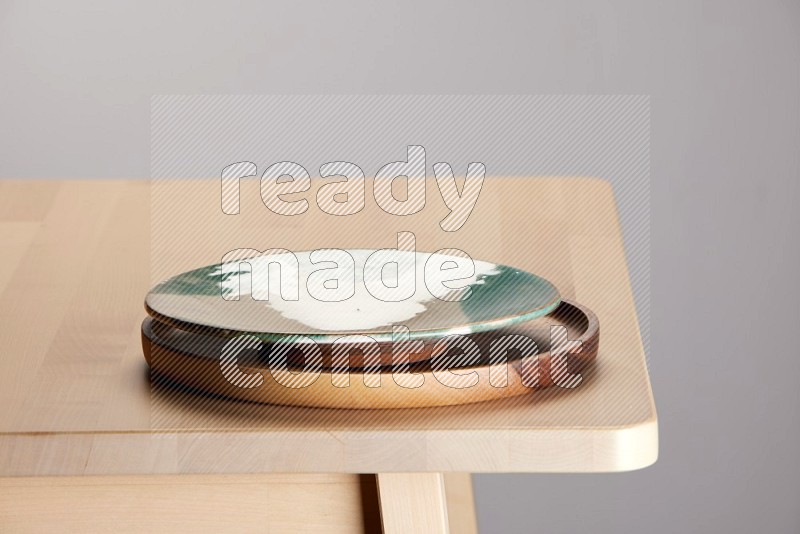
[0,178,657,475]
[0,474,380,533]
[377,473,449,534]
[443,473,478,534]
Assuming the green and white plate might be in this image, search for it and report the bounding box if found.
[145,249,560,343]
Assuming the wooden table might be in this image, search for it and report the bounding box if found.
[0,178,657,533]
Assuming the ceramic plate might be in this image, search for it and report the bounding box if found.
[145,249,560,343]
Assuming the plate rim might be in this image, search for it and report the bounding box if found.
[145,249,561,344]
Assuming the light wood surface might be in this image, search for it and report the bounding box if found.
[0,474,381,533]
[0,472,473,533]
[377,473,449,534]
[443,473,479,534]
[0,178,657,475]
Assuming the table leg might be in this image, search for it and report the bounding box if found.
[443,473,479,534]
[376,473,450,533]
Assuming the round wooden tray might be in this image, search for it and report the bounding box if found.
[142,300,599,410]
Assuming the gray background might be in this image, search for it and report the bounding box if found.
[1,1,798,533]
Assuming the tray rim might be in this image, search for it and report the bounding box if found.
[142,300,599,410]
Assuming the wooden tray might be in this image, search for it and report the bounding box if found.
[142,300,599,409]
